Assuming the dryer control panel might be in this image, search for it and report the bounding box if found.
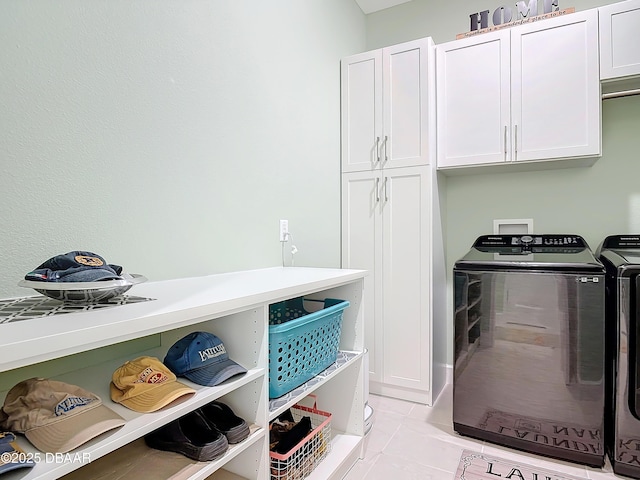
[601,235,640,249]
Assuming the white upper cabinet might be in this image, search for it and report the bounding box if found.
[383,41,430,169]
[436,30,510,168]
[599,0,640,81]
[512,10,601,162]
[341,38,430,173]
[341,50,382,173]
[436,10,601,171]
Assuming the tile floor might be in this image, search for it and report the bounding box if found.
[343,383,625,480]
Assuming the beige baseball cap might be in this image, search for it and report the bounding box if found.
[110,356,195,413]
[0,378,125,453]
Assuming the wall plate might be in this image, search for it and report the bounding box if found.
[493,218,533,234]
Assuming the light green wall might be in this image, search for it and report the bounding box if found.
[367,0,640,365]
[0,0,366,299]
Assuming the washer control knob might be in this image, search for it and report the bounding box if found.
[520,235,533,245]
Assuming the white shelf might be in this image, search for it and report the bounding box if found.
[55,431,262,480]
[268,350,361,420]
[307,433,363,480]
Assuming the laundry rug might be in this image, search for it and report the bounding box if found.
[478,410,603,456]
[455,449,588,480]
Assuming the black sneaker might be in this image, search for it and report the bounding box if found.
[145,410,229,461]
[198,400,250,444]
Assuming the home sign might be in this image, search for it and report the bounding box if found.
[456,0,575,39]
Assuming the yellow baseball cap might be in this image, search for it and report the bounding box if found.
[110,356,196,413]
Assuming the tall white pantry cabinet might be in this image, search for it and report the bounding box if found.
[340,37,448,405]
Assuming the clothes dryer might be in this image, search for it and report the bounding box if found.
[453,234,606,467]
[598,235,640,478]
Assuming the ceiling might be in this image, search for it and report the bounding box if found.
[355,0,413,14]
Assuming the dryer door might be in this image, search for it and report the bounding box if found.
[630,274,640,419]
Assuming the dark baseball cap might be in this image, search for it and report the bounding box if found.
[25,251,123,283]
[164,332,248,387]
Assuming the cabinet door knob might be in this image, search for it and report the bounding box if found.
[375,136,381,164]
[375,177,380,203]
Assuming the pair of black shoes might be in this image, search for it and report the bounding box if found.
[199,400,250,445]
[145,401,250,462]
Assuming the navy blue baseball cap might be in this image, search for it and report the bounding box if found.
[164,332,248,387]
[0,432,35,474]
[25,251,123,283]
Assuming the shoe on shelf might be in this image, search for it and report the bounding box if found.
[198,400,250,444]
[144,410,229,461]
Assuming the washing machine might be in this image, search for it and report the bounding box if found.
[453,234,606,467]
[598,235,640,478]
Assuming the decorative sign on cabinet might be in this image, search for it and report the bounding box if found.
[462,4,575,39]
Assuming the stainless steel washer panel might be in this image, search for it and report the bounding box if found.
[453,268,605,467]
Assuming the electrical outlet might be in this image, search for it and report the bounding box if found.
[279,220,289,242]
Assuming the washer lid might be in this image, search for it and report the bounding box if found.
[456,234,604,272]
[598,235,640,272]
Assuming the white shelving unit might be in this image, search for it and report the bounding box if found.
[0,267,366,480]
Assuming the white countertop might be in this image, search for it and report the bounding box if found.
[0,266,366,373]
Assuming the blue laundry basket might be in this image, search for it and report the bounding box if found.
[268,297,349,398]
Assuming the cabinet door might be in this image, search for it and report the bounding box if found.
[383,39,431,169]
[512,10,600,162]
[436,31,511,168]
[381,166,430,391]
[341,171,384,384]
[341,50,383,173]
[599,0,640,80]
